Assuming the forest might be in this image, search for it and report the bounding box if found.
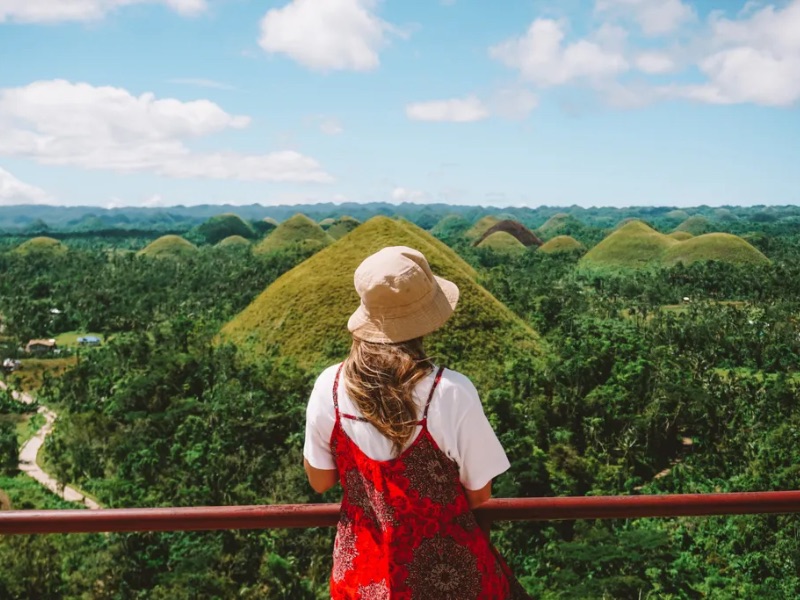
[1,202,799,599]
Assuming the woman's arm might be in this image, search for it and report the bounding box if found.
[465,480,492,509]
[304,458,339,494]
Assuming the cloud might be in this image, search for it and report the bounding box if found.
[319,118,344,135]
[406,96,489,122]
[168,78,236,91]
[259,0,392,71]
[391,187,426,202]
[488,87,539,120]
[595,0,695,36]
[0,167,50,204]
[0,80,333,183]
[635,51,677,74]
[0,0,206,23]
[490,19,628,87]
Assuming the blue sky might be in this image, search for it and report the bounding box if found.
[0,0,798,208]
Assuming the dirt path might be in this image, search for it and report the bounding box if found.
[1,380,100,510]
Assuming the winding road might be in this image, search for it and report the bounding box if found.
[1,380,100,510]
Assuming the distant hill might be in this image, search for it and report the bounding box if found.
[675,215,711,236]
[216,235,252,248]
[668,231,694,241]
[664,210,690,221]
[137,235,198,258]
[477,231,526,254]
[326,216,361,240]
[580,221,676,271]
[193,213,256,245]
[430,214,471,239]
[254,214,332,254]
[661,233,770,267]
[319,218,336,229]
[221,216,543,391]
[465,216,501,241]
[539,235,583,254]
[13,236,67,256]
[536,213,585,240]
[474,220,543,248]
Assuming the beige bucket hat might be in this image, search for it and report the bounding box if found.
[347,246,460,344]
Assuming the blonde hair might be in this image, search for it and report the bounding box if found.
[343,337,433,456]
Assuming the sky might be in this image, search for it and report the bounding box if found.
[0,0,799,209]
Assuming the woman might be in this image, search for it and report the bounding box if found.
[303,246,530,599]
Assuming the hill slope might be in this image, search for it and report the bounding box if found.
[326,216,361,240]
[254,214,332,254]
[668,231,694,241]
[465,216,501,241]
[477,231,526,254]
[137,235,198,258]
[216,235,252,248]
[193,213,255,245]
[580,221,676,270]
[475,220,543,248]
[675,215,711,236]
[536,213,585,240]
[221,217,542,391]
[539,235,584,253]
[661,233,770,267]
[13,237,67,256]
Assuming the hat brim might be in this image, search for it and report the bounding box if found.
[347,276,459,344]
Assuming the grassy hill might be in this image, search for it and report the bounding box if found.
[664,210,690,221]
[536,213,584,240]
[465,215,501,241]
[137,235,198,259]
[475,220,542,248]
[221,216,542,391]
[254,214,332,254]
[580,221,676,271]
[216,235,252,248]
[477,231,526,254]
[430,214,471,239]
[668,231,694,241]
[319,218,336,229]
[675,215,711,236]
[192,213,256,245]
[13,237,67,256]
[661,233,770,267]
[326,216,361,240]
[539,235,584,254]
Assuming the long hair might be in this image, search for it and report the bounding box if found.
[343,337,434,456]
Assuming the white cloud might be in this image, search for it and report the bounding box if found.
[168,78,236,91]
[391,187,426,202]
[0,80,333,183]
[0,167,50,204]
[490,19,628,87]
[259,0,391,72]
[0,0,206,23]
[488,88,539,120]
[406,96,489,122]
[319,118,344,135]
[635,51,677,74]
[595,0,695,36]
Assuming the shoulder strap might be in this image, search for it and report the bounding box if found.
[421,366,445,422]
[332,363,343,423]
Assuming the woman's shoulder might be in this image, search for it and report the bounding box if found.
[435,367,481,406]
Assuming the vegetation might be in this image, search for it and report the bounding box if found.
[580,220,676,271]
[137,235,198,259]
[254,214,332,254]
[476,231,527,254]
[191,214,256,245]
[662,233,770,267]
[14,237,67,256]
[464,215,501,240]
[324,216,361,240]
[668,230,694,240]
[538,235,584,254]
[216,235,252,248]
[675,215,712,236]
[535,213,585,240]
[475,220,543,248]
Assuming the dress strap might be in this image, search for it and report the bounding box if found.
[332,363,344,424]
[421,366,445,422]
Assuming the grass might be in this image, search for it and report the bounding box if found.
[0,473,79,510]
[661,233,770,267]
[216,235,252,247]
[221,216,543,393]
[326,216,361,240]
[54,331,104,349]
[194,213,256,244]
[536,213,584,239]
[13,236,68,256]
[254,213,333,254]
[8,357,78,392]
[674,215,711,235]
[477,231,526,253]
[137,235,198,259]
[13,412,45,446]
[539,235,583,254]
[430,214,471,239]
[665,209,690,220]
[580,220,677,271]
[37,442,103,508]
[668,231,694,241]
[464,215,501,240]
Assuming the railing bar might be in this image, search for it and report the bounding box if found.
[3,491,800,535]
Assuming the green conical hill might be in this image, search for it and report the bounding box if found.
[216,235,252,248]
[662,233,769,267]
[580,221,676,271]
[137,235,198,259]
[220,217,541,391]
[539,235,584,254]
[254,214,332,254]
[465,216,501,240]
[477,231,526,254]
[327,216,361,240]
[675,215,711,236]
[430,214,471,239]
[263,217,279,226]
[193,213,256,245]
[536,213,584,239]
[13,237,67,256]
[713,208,737,221]
[665,210,690,221]
[668,231,694,241]
[319,218,336,229]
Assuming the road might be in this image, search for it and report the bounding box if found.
[1,380,100,510]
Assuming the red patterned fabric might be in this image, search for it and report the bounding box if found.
[329,365,531,599]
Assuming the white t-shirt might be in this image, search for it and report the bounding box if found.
[303,363,511,491]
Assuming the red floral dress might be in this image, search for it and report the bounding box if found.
[329,365,531,599]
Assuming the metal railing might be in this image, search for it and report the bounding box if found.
[3,491,800,535]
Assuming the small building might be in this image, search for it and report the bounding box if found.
[77,336,102,347]
[2,358,21,373]
[25,339,57,354]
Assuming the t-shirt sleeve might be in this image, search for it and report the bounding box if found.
[303,373,337,471]
[454,382,511,491]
